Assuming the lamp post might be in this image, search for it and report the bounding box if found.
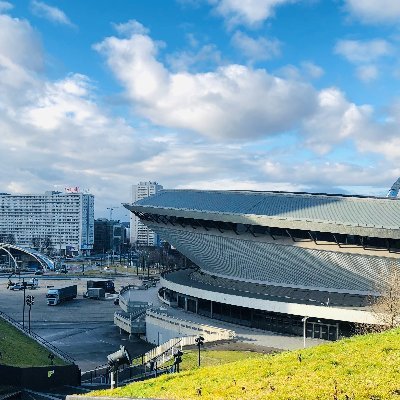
[195,336,204,367]
[26,295,35,333]
[302,317,309,348]
[22,279,27,329]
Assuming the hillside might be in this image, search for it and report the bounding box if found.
[0,319,65,367]
[89,328,400,400]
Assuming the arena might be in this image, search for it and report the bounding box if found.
[125,189,400,340]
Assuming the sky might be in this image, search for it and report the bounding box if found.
[1,0,400,221]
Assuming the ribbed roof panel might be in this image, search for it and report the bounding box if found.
[133,189,400,229]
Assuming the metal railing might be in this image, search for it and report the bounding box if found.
[114,310,146,334]
[146,309,236,341]
[143,310,235,365]
[0,310,75,364]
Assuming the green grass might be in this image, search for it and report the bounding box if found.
[0,319,66,367]
[88,328,400,400]
[129,350,263,370]
[163,349,265,372]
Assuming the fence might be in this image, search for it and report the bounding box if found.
[114,311,146,334]
[144,309,236,365]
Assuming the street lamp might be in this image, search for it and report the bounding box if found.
[195,336,205,367]
[22,279,28,329]
[302,317,309,348]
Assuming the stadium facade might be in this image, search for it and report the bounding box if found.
[124,190,400,340]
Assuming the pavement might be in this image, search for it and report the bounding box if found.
[0,274,154,371]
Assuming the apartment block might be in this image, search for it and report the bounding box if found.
[130,181,163,246]
[0,191,94,254]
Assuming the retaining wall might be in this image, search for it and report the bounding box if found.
[0,364,81,390]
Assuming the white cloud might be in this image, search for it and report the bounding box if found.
[95,29,317,140]
[176,178,307,192]
[0,1,13,12]
[354,102,400,161]
[112,20,149,37]
[334,39,393,82]
[334,39,393,64]
[167,44,222,72]
[0,13,43,104]
[356,65,378,82]
[231,31,281,62]
[300,61,324,79]
[209,0,297,28]
[30,0,74,27]
[344,0,400,24]
[302,87,373,153]
[0,14,43,73]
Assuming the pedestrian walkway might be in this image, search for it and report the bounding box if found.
[124,284,326,350]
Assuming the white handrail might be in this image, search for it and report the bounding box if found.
[144,309,236,365]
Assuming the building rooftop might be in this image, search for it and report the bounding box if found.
[129,189,400,232]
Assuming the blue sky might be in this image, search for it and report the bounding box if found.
[0,0,400,220]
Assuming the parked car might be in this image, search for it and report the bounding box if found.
[9,283,24,291]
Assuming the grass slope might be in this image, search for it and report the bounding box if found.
[164,349,265,372]
[89,328,400,400]
[0,319,65,367]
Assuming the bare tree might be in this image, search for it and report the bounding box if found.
[372,264,400,329]
[32,236,41,250]
[6,234,15,245]
[358,263,400,334]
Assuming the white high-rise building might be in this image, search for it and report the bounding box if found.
[0,190,94,254]
[130,181,163,246]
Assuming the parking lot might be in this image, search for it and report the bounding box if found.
[0,274,155,371]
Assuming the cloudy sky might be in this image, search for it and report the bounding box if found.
[1,0,400,220]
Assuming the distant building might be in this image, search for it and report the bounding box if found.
[130,181,163,246]
[0,191,94,254]
[94,218,126,254]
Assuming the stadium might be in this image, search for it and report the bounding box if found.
[124,189,400,341]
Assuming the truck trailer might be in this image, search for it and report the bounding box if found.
[85,287,105,300]
[87,279,115,294]
[46,285,77,306]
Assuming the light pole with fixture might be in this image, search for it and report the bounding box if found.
[302,317,309,348]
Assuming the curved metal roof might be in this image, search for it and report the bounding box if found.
[0,243,54,271]
[125,189,400,239]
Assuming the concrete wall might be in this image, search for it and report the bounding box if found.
[145,310,235,345]
[0,364,81,390]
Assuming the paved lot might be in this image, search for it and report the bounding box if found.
[0,274,154,371]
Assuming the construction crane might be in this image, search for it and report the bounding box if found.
[387,177,400,198]
[107,206,119,221]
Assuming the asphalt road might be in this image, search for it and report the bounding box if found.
[0,275,155,371]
